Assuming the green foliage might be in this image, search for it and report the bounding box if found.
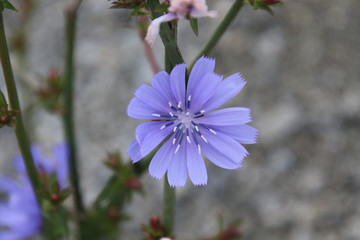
[110,0,149,17]
[190,18,198,36]
[0,89,6,108]
[247,0,284,16]
[0,91,17,128]
[0,0,18,12]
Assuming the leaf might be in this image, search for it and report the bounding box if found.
[262,4,274,16]
[0,90,6,108]
[0,0,18,12]
[190,18,198,36]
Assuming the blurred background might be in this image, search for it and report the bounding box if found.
[1,0,360,239]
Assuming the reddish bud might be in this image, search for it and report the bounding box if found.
[108,157,119,169]
[108,207,119,223]
[263,0,281,5]
[50,193,60,203]
[219,227,242,240]
[149,215,162,231]
[0,115,8,122]
[47,68,59,80]
[125,177,142,190]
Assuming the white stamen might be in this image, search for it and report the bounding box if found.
[201,135,208,143]
[169,112,174,117]
[195,125,199,132]
[177,101,182,108]
[152,113,161,117]
[186,112,190,116]
[187,136,191,143]
[172,138,176,145]
[160,125,166,130]
[200,110,205,114]
[188,95,192,101]
[197,145,201,154]
[173,126,177,132]
[168,102,172,107]
[210,129,217,134]
[175,144,180,153]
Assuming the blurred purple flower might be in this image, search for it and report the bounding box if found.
[127,57,257,187]
[0,143,69,239]
[145,0,218,46]
[13,143,69,189]
[0,175,41,240]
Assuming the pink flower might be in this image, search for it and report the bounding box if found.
[145,0,218,46]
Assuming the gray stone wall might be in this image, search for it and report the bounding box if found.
[1,0,359,239]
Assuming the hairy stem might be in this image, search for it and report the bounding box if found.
[0,11,40,194]
[63,0,84,226]
[190,0,245,70]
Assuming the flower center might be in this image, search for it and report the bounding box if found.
[152,96,217,154]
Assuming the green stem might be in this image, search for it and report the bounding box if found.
[0,11,40,194]
[163,175,176,236]
[63,0,84,220]
[190,0,245,70]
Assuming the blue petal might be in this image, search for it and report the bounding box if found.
[30,145,53,175]
[0,176,19,193]
[210,125,258,144]
[53,143,69,189]
[135,84,169,112]
[187,141,207,185]
[188,72,222,111]
[149,140,175,180]
[187,56,215,98]
[127,140,142,163]
[13,154,26,175]
[170,63,186,107]
[203,73,246,112]
[197,107,251,126]
[0,232,25,240]
[200,141,242,169]
[127,98,165,120]
[202,131,248,165]
[151,71,176,105]
[135,121,170,144]
[140,122,174,158]
[167,141,188,187]
[0,206,27,226]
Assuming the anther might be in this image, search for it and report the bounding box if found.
[175,144,181,154]
[210,129,217,134]
[201,135,208,143]
[187,95,191,109]
[152,113,161,117]
[169,102,178,112]
[160,121,174,130]
[186,129,191,143]
[197,145,201,154]
[169,112,174,117]
[173,123,181,132]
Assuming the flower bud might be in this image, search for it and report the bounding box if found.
[125,176,142,190]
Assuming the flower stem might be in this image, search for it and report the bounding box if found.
[163,175,176,236]
[0,11,40,194]
[63,0,84,221]
[190,0,245,70]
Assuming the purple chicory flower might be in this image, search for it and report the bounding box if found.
[127,56,257,187]
[145,0,218,46]
[13,143,69,190]
[0,175,42,240]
